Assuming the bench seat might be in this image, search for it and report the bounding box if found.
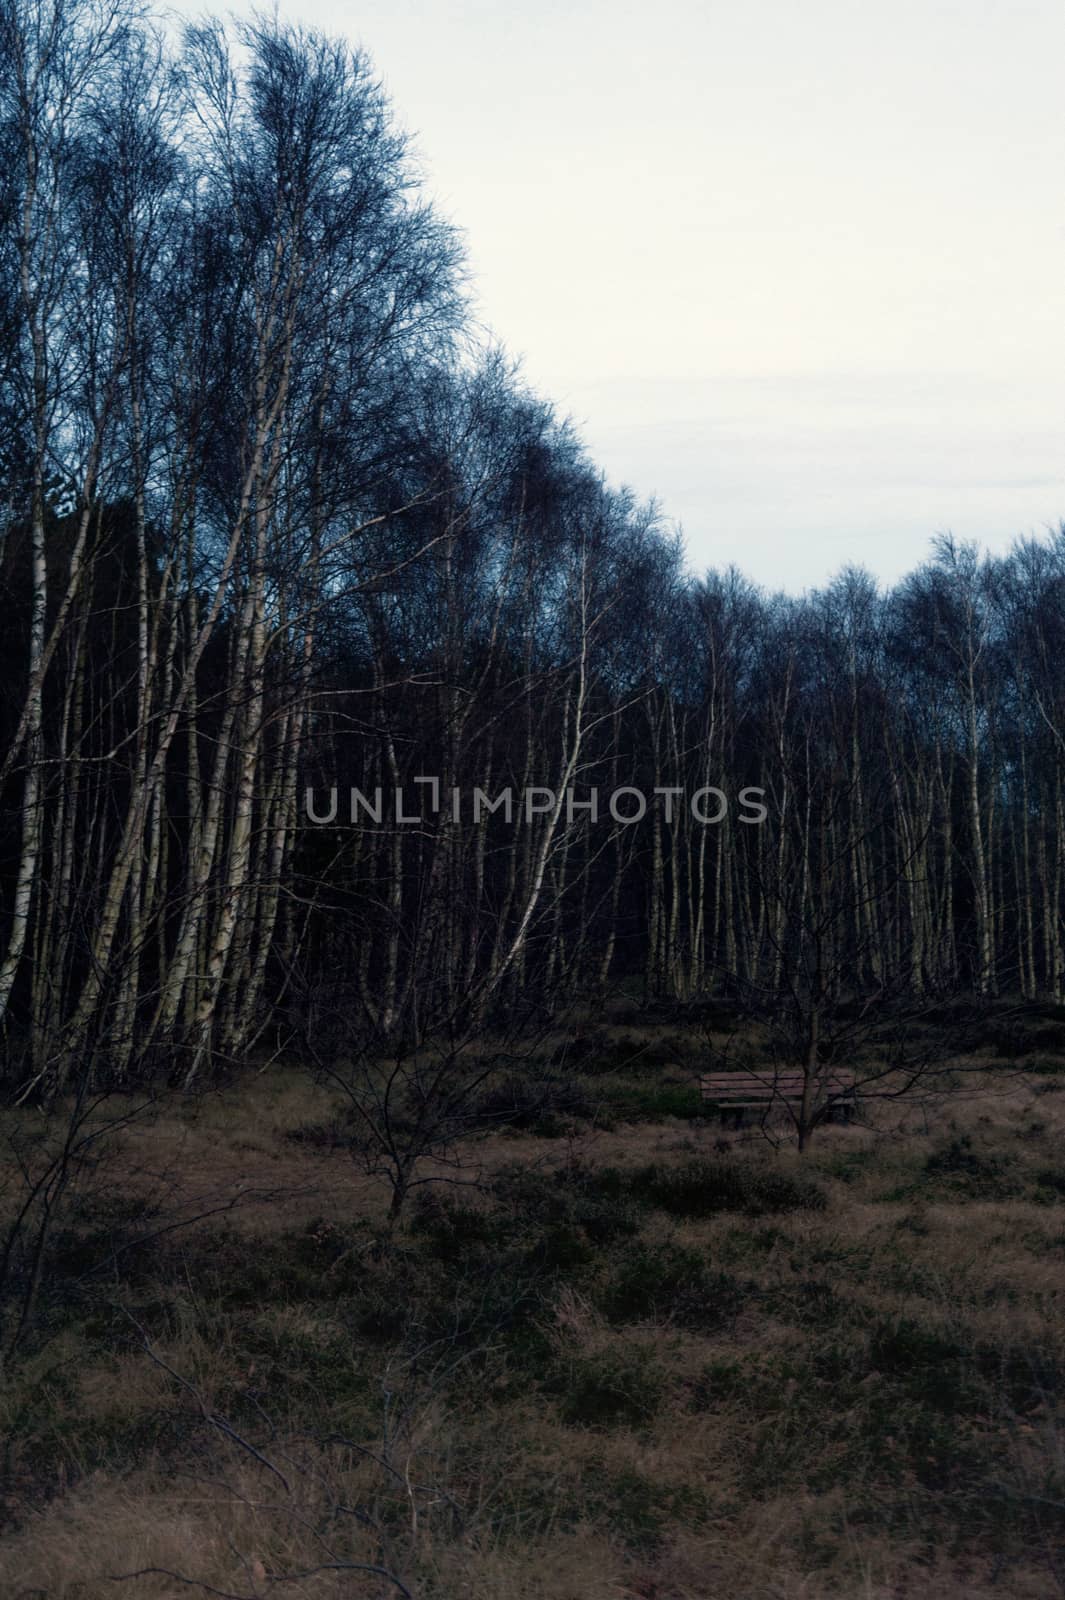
[701,1069,857,1111]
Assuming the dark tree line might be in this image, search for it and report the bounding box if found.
[1,0,1063,1093]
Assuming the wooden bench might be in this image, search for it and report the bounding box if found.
[701,1069,857,1126]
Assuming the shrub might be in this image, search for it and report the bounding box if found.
[285,1113,350,1148]
[408,1191,504,1257]
[1035,1167,1065,1199]
[598,1241,744,1330]
[471,1072,596,1130]
[608,1081,707,1122]
[622,1157,827,1217]
[491,1165,644,1249]
[816,1147,877,1184]
[552,1031,694,1075]
[761,1275,848,1330]
[686,1357,748,1410]
[570,1460,702,1553]
[867,1316,977,1414]
[45,1192,160,1285]
[923,1136,1023,1199]
[157,1223,359,1310]
[557,1345,664,1429]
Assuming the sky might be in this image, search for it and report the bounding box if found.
[170,0,1065,592]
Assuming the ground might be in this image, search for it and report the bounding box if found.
[1,1007,1064,1598]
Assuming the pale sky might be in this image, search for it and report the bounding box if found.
[172,0,1065,592]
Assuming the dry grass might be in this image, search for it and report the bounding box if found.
[1,1024,1064,1598]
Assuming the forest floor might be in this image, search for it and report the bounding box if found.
[2,1005,1065,1599]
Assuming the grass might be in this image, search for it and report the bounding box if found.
[1,1030,1064,1597]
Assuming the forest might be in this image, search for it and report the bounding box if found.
[3,0,1065,1094]
[1,3,1064,1598]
